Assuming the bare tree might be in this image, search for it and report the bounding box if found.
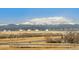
[63,32,79,44]
[45,36,61,43]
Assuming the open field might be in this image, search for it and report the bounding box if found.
[0,43,79,50]
[0,31,79,50]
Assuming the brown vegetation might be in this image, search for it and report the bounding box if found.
[0,31,79,49]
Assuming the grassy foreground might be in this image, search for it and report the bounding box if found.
[0,31,79,50]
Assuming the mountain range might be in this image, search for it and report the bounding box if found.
[0,17,79,31]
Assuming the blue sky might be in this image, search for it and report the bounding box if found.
[0,8,79,24]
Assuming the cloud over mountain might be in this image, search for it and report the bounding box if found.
[22,17,75,25]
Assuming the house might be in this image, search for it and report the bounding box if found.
[19,29,23,31]
[27,29,31,31]
[45,29,49,31]
[35,29,39,31]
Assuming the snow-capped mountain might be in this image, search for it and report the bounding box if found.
[22,17,75,25]
[0,17,78,31]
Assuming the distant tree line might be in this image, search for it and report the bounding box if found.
[0,24,79,31]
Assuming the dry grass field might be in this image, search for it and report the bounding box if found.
[0,31,79,50]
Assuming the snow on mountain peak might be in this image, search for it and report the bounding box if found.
[22,17,75,25]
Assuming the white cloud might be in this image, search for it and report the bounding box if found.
[22,16,75,25]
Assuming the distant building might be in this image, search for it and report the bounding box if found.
[3,30,7,32]
[35,29,39,31]
[19,29,23,31]
[45,29,49,31]
[27,29,31,31]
